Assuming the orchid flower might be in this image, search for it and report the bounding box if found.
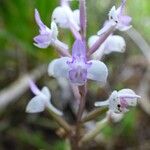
[52,1,80,31]
[108,0,132,31]
[48,39,108,86]
[26,80,62,115]
[97,0,132,36]
[34,9,68,50]
[95,89,141,113]
[88,34,126,59]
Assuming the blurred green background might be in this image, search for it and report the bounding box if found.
[0,0,150,149]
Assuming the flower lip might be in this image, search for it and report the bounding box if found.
[48,39,108,85]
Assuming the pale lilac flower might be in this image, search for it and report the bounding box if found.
[52,3,80,31]
[34,9,68,50]
[48,39,108,85]
[97,0,132,36]
[26,80,62,115]
[108,0,132,31]
[88,34,126,59]
[95,89,141,113]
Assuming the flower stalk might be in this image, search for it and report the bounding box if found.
[79,118,108,145]
[47,108,72,134]
[81,107,108,123]
[87,25,116,57]
[79,0,87,39]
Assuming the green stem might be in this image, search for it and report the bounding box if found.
[81,107,108,123]
[47,108,72,134]
[79,118,108,145]
[77,85,86,122]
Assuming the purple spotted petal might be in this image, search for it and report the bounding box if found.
[67,40,88,85]
[120,97,128,109]
[69,68,87,85]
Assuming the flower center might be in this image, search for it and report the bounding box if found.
[69,65,87,85]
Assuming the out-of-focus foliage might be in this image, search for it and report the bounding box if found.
[128,0,150,41]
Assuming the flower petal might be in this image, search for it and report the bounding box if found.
[88,35,105,59]
[61,0,69,6]
[107,110,124,122]
[35,9,46,32]
[87,60,108,84]
[95,100,109,107]
[26,96,45,113]
[118,89,140,98]
[34,34,52,46]
[117,23,132,31]
[41,87,51,100]
[109,91,121,113]
[35,9,51,34]
[48,59,58,76]
[118,89,140,106]
[34,42,50,49]
[73,9,80,26]
[41,87,62,115]
[51,21,58,40]
[103,35,126,54]
[109,6,118,22]
[72,39,86,59]
[119,15,132,26]
[48,57,71,78]
[88,35,99,48]
[52,6,69,28]
[68,68,87,85]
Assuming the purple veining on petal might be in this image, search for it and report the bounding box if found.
[29,80,41,96]
[69,68,87,85]
[72,39,86,60]
[67,39,90,85]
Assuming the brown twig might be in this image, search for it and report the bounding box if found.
[0,64,47,109]
[81,107,108,123]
